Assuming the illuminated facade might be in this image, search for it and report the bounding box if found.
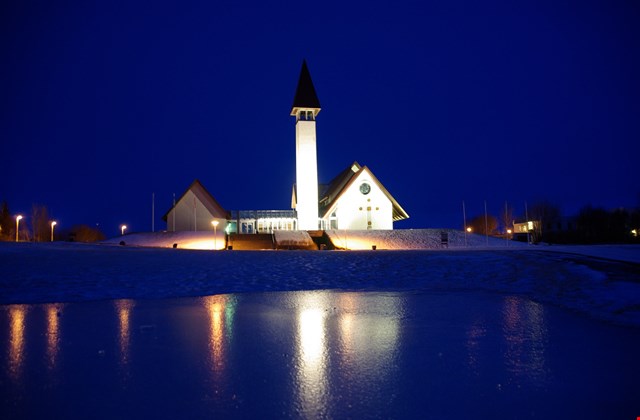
[162,180,229,232]
[164,62,408,233]
[289,62,408,231]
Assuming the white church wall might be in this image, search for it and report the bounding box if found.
[295,120,319,230]
[166,190,227,233]
[334,171,393,230]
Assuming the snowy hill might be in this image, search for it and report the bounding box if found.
[103,229,524,250]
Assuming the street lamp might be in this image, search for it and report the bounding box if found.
[211,220,219,250]
[506,228,512,246]
[51,221,57,242]
[121,225,127,236]
[15,215,22,242]
[466,227,472,233]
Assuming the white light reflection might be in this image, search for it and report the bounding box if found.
[295,292,330,417]
[465,320,487,375]
[46,303,63,370]
[502,296,548,385]
[115,300,135,367]
[337,293,401,380]
[8,305,28,381]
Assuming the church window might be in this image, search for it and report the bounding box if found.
[299,110,314,121]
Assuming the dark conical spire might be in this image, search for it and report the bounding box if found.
[291,60,321,114]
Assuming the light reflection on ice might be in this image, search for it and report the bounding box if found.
[337,293,401,385]
[465,319,487,376]
[46,303,63,371]
[115,300,135,368]
[295,292,330,417]
[203,295,227,378]
[8,305,27,382]
[502,296,548,385]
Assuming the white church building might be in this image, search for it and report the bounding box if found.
[163,61,408,233]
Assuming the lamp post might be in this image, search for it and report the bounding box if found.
[211,220,219,250]
[51,221,57,242]
[121,225,127,236]
[15,215,22,242]
[506,229,512,247]
[466,227,472,233]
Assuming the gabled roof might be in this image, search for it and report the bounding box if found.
[290,60,321,115]
[162,179,229,221]
[318,161,362,213]
[319,163,410,222]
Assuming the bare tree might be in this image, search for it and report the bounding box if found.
[31,204,50,242]
[0,202,12,241]
[501,202,514,233]
[468,214,498,235]
[70,225,106,242]
[529,201,561,242]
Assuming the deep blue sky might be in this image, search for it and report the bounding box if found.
[2,0,639,236]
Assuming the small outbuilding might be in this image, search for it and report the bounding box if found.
[162,179,229,232]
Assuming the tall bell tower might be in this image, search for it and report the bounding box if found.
[291,60,321,230]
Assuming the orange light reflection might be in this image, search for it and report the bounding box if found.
[115,300,134,366]
[8,305,27,381]
[46,304,63,370]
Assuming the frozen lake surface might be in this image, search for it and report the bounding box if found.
[0,243,639,418]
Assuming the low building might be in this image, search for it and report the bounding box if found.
[162,180,229,233]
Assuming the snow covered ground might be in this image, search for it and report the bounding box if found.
[0,241,638,418]
[0,241,638,326]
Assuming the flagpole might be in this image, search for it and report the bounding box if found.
[152,192,155,233]
[462,200,467,247]
[484,200,489,246]
[525,201,530,245]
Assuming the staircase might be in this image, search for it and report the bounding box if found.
[307,230,335,250]
[226,233,275,250]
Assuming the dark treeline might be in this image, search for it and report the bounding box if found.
[468,201,640,244]
[0,201,105,242]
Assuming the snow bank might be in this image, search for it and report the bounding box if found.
[274,231,315,248]
[326,229,527,250]
[102,231,226,250]
[537,244,640,264]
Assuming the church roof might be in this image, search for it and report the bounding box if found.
[162,179,229,221]
[290,60,321,115]
[319,162,410,222]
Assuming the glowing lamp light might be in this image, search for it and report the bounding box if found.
[507,229,512,234]
[121,225,127,236]
[466,227,472,233]
[51,221,57,242]
[211,220,220,250]
[15,215,23,242]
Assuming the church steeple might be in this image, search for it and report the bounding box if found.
[292,60,320,230]
[291,60,321,119]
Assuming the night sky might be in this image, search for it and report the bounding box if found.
[2,0,639,236]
